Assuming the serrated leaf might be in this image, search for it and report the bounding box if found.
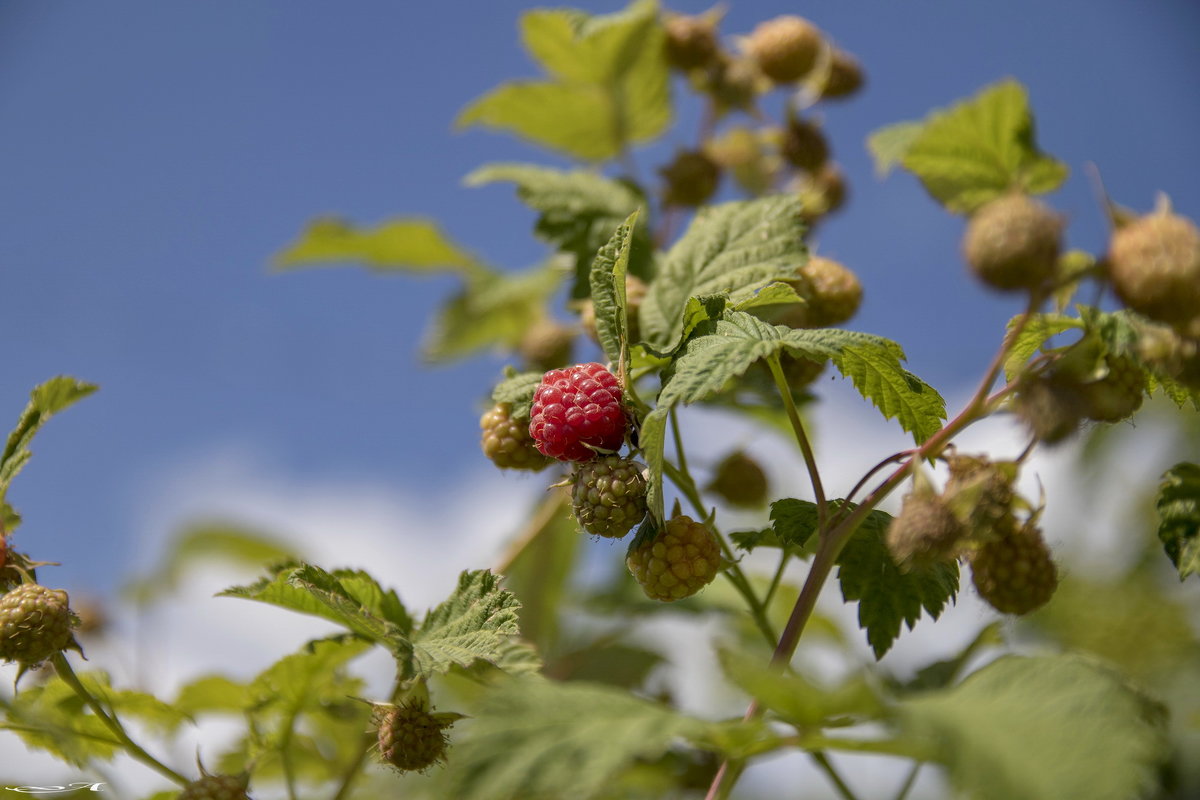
[75,672,193,734]
[439,677,711,800]
[770,498,820,550]
[898,79,1068,214]
[828,339,947,445]
[273,217,477,273]
[250,636,370,715]
[124,521,298,606]
[866,120,923,177]
[1157,462,1200,581]
[731,281,806,312]
[0,377,97,500]
[1003,312,1080,382]
[465,163,650,298]
[491,371,544,420]
[423,262,566,362]
[835,505,959,659]
[457,0,669,161]
[719,648,883,729]
[589,212,639,371]
[174,675,253,716]
[641,196,808,351]
[410,570,523,679]
[0,680,120,766]
[221,562,412,648]
[901,655,1167,800]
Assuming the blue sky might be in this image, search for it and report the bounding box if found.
[1,0,1198,598]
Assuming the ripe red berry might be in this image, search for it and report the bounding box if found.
[529,363,626,462]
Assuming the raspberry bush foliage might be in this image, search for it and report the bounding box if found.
[4,3,1200,799]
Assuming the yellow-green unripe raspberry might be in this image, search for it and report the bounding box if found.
[663,14,719,71]
[704,56,762,113]
[177,773,252,800]
[886,492,966,567]
[660,150,721,207]
[1080,354,1145,423]
[1107,211,1200,330]
[777,256,863,329]
[963,194,1063,291]
[571,456,648,538]
[0,583,76,666]
[969,522,1058,615]
[480,403,551,471]
[744,15,822,84]
[705,450,769,508]
[374,700,452,773]
[780,116,830,172]
[626,515,721,601]
[518,318,574,373]
[818,50,864,100]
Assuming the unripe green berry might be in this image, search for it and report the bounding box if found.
[660,150,721,207]
[963,194,1063,291]
[744,15,822,84]
[943,454,1016,537]
[703,56,762,114]
[776,256,863,329]
[374,700,452,773]
[1013,372,1086,446]
[0,583,77,666]
[663,14,720,71]
[1107,211,1200,330]
[705,450,769,508]
[970,522,1058,615]
[780,116,830,172]
[817,50,864,100]
[518,318,574,373]
[571,456,648,538]
[177,773,252,800]
[886,492,966,567]
[627,515,721,601]
[1080,354,1145,423]
[480,403,552,472]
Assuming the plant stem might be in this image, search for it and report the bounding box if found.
[892,763,923,800]
[811,751,861,800]
[766,354,827,527]
[762,551,790,608]
[52,654,188,786]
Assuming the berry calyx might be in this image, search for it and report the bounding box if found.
[886,492,966,567]
[744,15,822,84]
[374,700,455,773]
[0,583,78,667]
[660,150,721,207]
[626,515,721,601]
[570,455,648,538]
[529,363,626,462]
[480,403,552,471]
[969,522,1058,615]
[663,13,720,72]
[705,450,769,508]
[963,194,1063,291]
[177,773,252,800]
[1107,210,1200,330]
[518,318,574,373]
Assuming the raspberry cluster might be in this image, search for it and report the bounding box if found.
[529,363,626,462]
[626,515,721,602]
[571,456,648,538]
[374,700,452,773]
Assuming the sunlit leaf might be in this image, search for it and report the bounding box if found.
[273,217,476,272]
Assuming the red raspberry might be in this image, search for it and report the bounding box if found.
[529,363,626,462]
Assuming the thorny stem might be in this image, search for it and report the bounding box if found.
[811,751,862,800]
[766,354,828,527]
[706,298,1045,800]
[52,653,189,786]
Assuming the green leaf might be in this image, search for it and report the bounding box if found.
[174,675,253,715]
[410,570,523,679]
[769,498,820,550]
[731,281,806,312]
[901,655,1168,800]
[835,505,959,659]
[0,681,119,766]
[491,370,544,420]
[464,163,650,297]
[898,79,1068,214]
[898,622,1005,692]
[866,120,924,177]
[554,641,663,688]
[456,0,670,161]
[124,521,298,606]
[76,672,193,733]
[221,562,412,648]
[439,677,711,800]
[641,196,808,351]
[273,217,476,273]
[250,636,370,717]
[1003,312,1081,382]
[657,312,946,445]
[0,376,97,499]
[638,408,669,524]
[501,490,577,650]
[589,211,640,371]
[719,648,883,729]
[423,262,566,362]
[1157,462,1200,581]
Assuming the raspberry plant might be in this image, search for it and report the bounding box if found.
[3,3,1200,799]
